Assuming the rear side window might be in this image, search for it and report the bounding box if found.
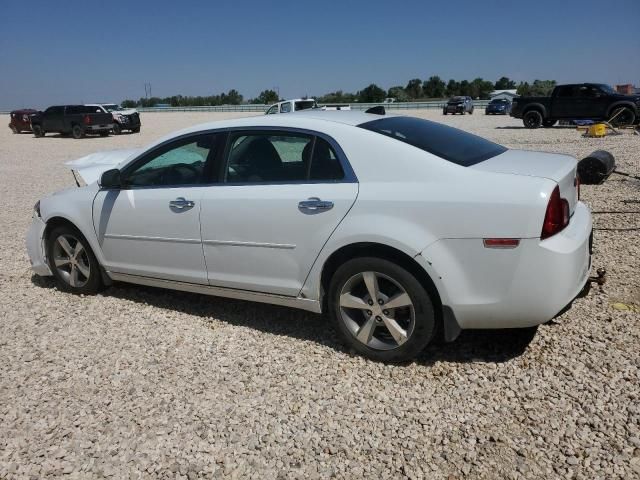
[310,138,343,180]
[358,116,507,166]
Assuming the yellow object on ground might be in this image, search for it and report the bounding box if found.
[587,123,607,137]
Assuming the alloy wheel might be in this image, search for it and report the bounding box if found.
[339,271,415,350]
[51,234,91,288]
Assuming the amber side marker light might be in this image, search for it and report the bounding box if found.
[483,238,520,248]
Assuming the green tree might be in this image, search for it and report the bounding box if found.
[121,99,137,108]
[387,86,409,102]
[494,76,516,90]
[445,79,460,97]
[251,89,280,104]
[530,79,557,96]
[470,78,494,99]
[357,84,386,103]
[404,78,423,99]
[422,76,446,98]
[516,81,531,96]
[317,90,357,103]
[458,80,471,96]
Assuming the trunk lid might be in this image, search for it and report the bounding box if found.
[472,149,579,213]
[65,148,142,184]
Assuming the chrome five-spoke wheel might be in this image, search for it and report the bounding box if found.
[52,234,91,287]
[329,257,437,362]
[339,271,415,350]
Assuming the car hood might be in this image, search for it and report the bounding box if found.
[114,109,138,115]
[65,148,142,184]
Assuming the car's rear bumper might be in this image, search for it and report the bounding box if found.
[419,202,593,329]
[26,215,52,276]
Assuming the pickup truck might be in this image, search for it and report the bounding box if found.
[31,105,114,139]
[511,83,640,128]
[265,98,317,114]
[87,103,141,134]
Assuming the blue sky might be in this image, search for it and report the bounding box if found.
[1,0,639,109]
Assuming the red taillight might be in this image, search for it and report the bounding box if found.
[83,115,92,125]
[541,186,569,239]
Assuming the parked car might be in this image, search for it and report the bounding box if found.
[30,105,114,139]
[8,109,37,133]
[265,98,318,114]
[485,98,512,115]
[27,111,592,362]
[87,104,141,134]
[511,83,640,128]
[443,96,474,115]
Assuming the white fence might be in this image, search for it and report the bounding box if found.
[1,100,492,115]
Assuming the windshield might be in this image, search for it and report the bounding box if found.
[358,116,507,167]
[103,104,122,112]
[448,96,464,103]
[596,84,616,95]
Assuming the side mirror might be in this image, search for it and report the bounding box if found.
[99,168,122,189]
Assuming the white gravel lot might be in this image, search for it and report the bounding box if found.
[0,110,638,479]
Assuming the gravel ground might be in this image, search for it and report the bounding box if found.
[0,110,638,479]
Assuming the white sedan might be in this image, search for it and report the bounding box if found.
[26,111,592,362]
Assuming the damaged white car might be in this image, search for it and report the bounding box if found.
[27,111,593,361]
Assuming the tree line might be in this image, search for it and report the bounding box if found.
[121,76,557,107]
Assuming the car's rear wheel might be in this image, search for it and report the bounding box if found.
[10,125,19,134]
[112,123,122,135]
[610,107,636,127]
[47,225,102,294]
[443,110,447,115]
[329,257,436,362]
[72,125,84,139]
[523,110,543,128]
[33,124,44,137]
[131,127,140,133]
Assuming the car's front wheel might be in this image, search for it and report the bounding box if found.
[329,257,437,362]
[112,123,122,135]
[47,225,103,294]
[33,124,44,137]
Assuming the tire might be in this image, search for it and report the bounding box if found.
[33,124,44,137]
[523,110,543,129]
[131,127,140,133]
[610,107,636,127]
[542,119,557,128]
[469,108,474,115]
[71,124,84,139]
[46,225,103,295]
[10,125,19,134]
[112,123,122,135]
[328,257,437,362]
[443,111,447,115]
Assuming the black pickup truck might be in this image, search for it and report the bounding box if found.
[511,83,640,128]
[31,105,114,139]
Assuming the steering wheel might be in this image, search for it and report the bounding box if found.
[160,162,201,185]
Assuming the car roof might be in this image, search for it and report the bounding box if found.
[156,110,395,145]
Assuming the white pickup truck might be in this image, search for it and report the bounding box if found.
[265,99,318,114]
[87,104,141,134]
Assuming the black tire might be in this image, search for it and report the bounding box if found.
[523,110,543,129]
[542,119,557,128]
[112,123,122,135]
[610,107,636,127]
[33,124,44,137]
[10,125,19,134]
[46,225,103,295]
[131,127,140,133]
[443,111,447,115]
[328,257,437,362]
[469,108,474,115]
[71,124,84,139]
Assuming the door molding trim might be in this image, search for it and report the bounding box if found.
[107,271,321,313]
[104,233,201,244]
[202,239,295,249]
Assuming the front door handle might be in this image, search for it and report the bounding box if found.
[169,197,195,210]
[298,197,334,213]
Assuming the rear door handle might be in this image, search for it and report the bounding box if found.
[169,197,195,209]
[298,197,334,213]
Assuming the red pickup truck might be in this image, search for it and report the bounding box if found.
[8,109,38,133]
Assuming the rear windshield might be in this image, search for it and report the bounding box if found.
[358,116,507,166]
[295,100,316,111]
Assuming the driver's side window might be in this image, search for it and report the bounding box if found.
[125,134,216,187]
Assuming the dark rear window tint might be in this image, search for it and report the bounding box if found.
[358,116,507,166]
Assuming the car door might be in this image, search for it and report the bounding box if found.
[551,85,577,118]
[92,132,222,284]
[43,106,63,132]
[200,130,358,297]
